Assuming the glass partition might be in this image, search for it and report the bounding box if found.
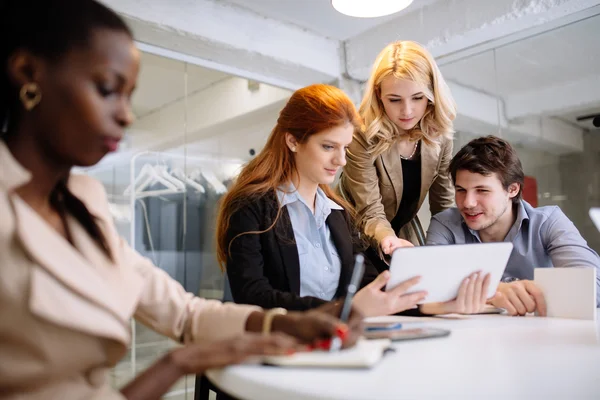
[426,14,600,254]
[83,49,292,398]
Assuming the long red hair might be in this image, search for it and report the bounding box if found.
[216,84,362,270]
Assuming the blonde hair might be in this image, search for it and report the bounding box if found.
[359,41,456,157]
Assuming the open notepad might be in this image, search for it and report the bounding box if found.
[262,338,392,369]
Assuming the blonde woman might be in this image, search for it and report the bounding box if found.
[339,41,456,272]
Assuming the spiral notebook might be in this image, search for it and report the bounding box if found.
[262,338,391,369]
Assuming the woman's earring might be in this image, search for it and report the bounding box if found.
[20,82,42,111]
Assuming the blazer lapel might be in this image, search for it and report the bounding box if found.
[419,141,442,207]
[68,214,144,322]
[327,211,354,298]
[11,196,133,343]
[275,206,302,295]
[380,144,404,212]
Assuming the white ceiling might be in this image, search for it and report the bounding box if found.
[132,52,230,118]
[440,14,600,96]
[124,5,600,161]
[216,0,442,40]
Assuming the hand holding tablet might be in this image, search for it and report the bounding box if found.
[386,242,513,304]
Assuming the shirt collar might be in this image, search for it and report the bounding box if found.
[277,183,343,229]
[0,139,32,192]
[317,187,344,213]
[505,200,529,242]
[277,183,300,208]
[277,183,343,210]
[464,200,529,241]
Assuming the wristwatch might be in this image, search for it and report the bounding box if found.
[501,276,520,283]
[262,307,288,335]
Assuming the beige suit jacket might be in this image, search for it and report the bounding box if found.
[340,132,455,249]
[0,142,258,399]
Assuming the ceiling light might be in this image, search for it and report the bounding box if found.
[332,0,414,18]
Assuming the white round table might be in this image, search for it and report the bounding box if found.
[206,311,600,399]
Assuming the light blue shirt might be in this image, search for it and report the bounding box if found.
[426,200,600,306]
[277,184,343,300]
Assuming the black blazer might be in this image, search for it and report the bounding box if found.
[225,191,378,311]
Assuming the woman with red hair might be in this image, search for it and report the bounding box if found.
[216,84,488,316]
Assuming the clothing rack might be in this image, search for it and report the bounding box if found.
[125,150,244,375]
[84,150,245,375]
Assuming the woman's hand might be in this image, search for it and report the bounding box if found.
[273,305,362,349]
[380,235,413,255]
[353,270,427,317]
[420,272,491,315]
[169,333,298,375]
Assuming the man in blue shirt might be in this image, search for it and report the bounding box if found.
[426,136,600,315]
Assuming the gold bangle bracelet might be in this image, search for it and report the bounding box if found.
[262,307,288,335]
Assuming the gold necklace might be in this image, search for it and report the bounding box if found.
[399,140,419,160]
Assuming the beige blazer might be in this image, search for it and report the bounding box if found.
[340,132,455,249]
[0,142,258,399]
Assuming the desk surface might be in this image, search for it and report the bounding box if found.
[206,311,600,400]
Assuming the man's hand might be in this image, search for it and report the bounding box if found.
[489,280,547,316]
[420,272,491,315]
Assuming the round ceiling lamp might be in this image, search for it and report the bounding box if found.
[331,0,414,18]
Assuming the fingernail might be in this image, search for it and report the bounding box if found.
[286,349,296,355]
[314,339,332,350]
[335,325,349,340]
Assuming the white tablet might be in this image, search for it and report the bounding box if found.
[386,242,514,304]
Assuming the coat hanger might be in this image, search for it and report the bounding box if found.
[123,163,182,197]
[154,165,186,190]
[171,168,206,193]
[197,168,227,195]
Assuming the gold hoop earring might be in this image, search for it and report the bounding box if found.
[20,82,42,111]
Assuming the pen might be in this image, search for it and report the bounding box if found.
[329,253,365,352]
